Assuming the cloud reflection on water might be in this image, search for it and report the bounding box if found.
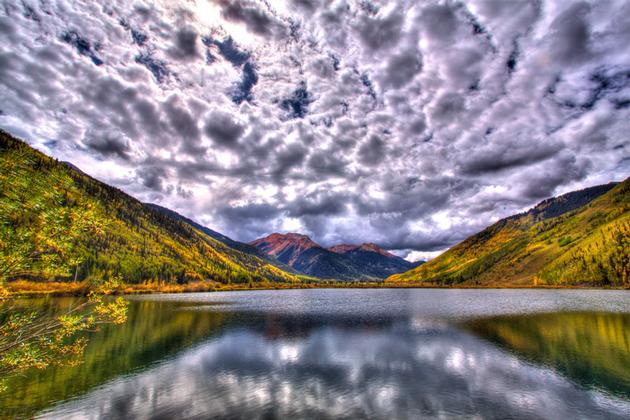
[40,314,630,420]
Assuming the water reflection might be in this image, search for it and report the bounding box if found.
[0,299,228,419]
[3,290,630,419]
[465,312,630,398]
[39,312,630,420]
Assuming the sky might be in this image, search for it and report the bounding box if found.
[1,0,629,261]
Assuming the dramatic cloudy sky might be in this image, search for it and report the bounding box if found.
[1,0,629,261]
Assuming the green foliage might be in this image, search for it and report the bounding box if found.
[538,221,630,285]
[439,236,529,285]
[0,294,128,392]
[390,178,630,286]
[557,236,573,247]
[0,298,227,417]
[0,145,103,281]
[0,131,299,286]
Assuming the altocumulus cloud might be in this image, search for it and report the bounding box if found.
[1,0,629,261]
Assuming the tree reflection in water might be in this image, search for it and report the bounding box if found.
[464,311,630,399]
[39,311,630,420]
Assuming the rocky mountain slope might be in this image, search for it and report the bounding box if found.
[251,233,421,280]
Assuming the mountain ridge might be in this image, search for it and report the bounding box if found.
[250,232,422,280]
[329,242,397,258]
[388,179,629,286]
[144,203,299,275]
[0,130,300,286]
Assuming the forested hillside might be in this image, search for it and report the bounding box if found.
[0,131,299,286]
[145,203,298,275]
[388,179,629,287]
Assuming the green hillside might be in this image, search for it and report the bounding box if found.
[0,131,299,286]
[388,179,630,287]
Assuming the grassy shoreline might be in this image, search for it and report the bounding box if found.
[4,279,629,298]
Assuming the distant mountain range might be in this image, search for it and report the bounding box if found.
[251,233,422,280]
[388,178,629,287]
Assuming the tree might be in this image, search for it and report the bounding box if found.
[0,146,127,392]
[0,290,128,392]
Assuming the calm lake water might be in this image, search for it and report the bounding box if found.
[2,289,630,419]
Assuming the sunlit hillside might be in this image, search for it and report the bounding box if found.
[0,131,299,286]
[388,179,630,287]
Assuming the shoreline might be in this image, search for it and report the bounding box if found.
[4,280,629,298]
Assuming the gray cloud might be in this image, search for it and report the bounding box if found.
[286,190,348,217]
[218,0,285,38]
[83,131,132,161]
[163,95,202,155]
[381,48,423,89]
[138,166,169,193]
[169,28,199,60]
[459,139,564,175]
[357,134,385,166]
[419,4,458,43]
[549,2,591,65]
[272,142,308,179]
[204,110,245,148]
[306,150,348,177]
[353,8,404,51]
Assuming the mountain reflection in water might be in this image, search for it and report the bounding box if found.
[465,311,630,399]
[39,310,630,420]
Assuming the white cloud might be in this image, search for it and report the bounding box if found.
[404,250,446,263]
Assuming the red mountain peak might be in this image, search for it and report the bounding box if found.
[250,232,321,264]
[328,244,360,254]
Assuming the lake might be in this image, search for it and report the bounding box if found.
[1,289,629,419]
